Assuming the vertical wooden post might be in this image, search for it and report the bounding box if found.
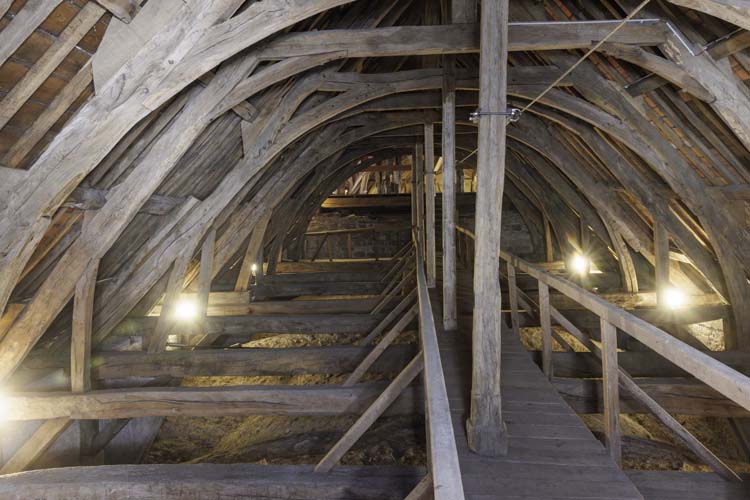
[600,317,622,466]
[466,0,509,457]
[507,261,521,340]
[196,228,216,334]
[425,123,436,287]
[235,213,270,292]
[415,143,425,252]
[411,154,417,229]
[538,281,553,380]
[71,253,99,465]
[452,0,477,23]
[544,215,554,262]
[442,54,458,329]
[71,259,99,393]
[654,219,670,307]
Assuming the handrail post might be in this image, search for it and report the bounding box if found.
[507,261,521,340]
[538,281,553,380]
[600,317,622,466]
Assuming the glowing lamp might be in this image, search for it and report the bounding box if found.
[661,287,687,310]
[570,254,590,275]
[251,263,258,273]
[173,298,198,321]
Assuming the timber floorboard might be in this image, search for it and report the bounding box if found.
[626,471,750,499]
[436,263,749,499]
[429,287,644,499]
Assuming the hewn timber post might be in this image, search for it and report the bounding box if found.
[466,0,510,456]
[235,213,270,291]
[507,261,521,340]
[71,259,99,393]
[415,143,425,253]
[196,228,216,335]
[600,318,622,466]
[442,53,458,329]
[424,123,437,287]
[538,281,553,380]
[653,219,670,307]
[71,255,100,465]
[411,155,417,229]
[544,214,554,262]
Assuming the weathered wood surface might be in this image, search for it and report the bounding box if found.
[467,0,509,457]
[2,383,424,420]
[627,470,750,500]
[442,54,458,330]
[91,345,416,380]
[149,295,389,316]
[431,292,642,499]
[252,281,384,299]
[0,418,71,475]
[417,259,465,499]
[316,352,424,472]
[530,350,750,378]
[258,22,668,59]
[0,464,424,500]
[600,318,622,466]
[555,377,750,417]
[346,307,418,386]
[113,313,384,338]
[666,0,750,32]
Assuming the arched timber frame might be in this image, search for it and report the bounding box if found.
[1,0,750,388]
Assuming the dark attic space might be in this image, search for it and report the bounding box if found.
[1,0,750,498]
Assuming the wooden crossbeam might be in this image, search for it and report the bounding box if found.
[258,22,668,59]
[112,314,384,340]
[89,345,416,380]
[0,464,424,499]
[1,384,424,421]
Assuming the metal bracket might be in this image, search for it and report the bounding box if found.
[469,108,522,124]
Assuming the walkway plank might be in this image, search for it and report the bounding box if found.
[430,289,644,500]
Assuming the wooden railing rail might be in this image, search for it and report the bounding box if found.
[412,230,465,499]
[456,225,747,480]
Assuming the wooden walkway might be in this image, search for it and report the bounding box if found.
[627,471,750,499]
[431,291,645,499]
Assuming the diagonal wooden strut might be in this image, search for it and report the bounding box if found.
[315,352,424,473]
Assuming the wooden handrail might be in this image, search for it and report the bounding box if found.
[413,231,465,500]
[456,225,750,414]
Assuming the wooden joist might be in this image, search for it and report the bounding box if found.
[1,383,424,420]
[556,377,749,417]
[258,22,668,59]
[252,281,384,299]
[531,350,750,378]
[0,464,424,500]
[113,313,384,339]
[90,345,416,380]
